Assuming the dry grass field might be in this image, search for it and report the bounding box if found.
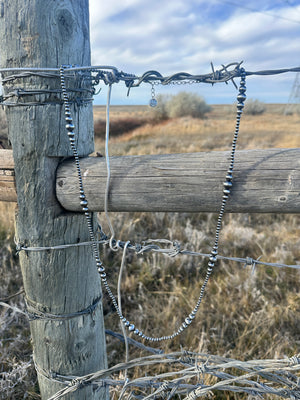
[93,104,300,156]
[0,103,299,398]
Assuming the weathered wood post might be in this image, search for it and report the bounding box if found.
[0,1,108,398]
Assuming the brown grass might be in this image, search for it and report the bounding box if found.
[0,103,299,399]
[94,104,300,156]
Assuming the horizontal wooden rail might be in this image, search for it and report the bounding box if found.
[1,148,300,213]
[57,148,300,213]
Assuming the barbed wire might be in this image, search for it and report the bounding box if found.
[40,351,300,400]
[15,236,300,271]
[1,62,300,94]
[1,297,299,399]
[1,62,299,107]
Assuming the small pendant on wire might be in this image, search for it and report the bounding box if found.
[149,83,157,107]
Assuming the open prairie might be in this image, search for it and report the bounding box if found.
[0,103,299,398]
[93,103,300,155]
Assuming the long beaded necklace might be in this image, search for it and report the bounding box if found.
[59,66,246,342]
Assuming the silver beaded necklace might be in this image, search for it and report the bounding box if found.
[59,66,246,342]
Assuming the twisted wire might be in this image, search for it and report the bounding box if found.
[0,99,93,107]
[2,87,93,98]
[1,62,300,95]
[0,75,94,106]
[15,237,300,270]
[41,352,300,400]
[0,295,102,322]
[25,296,102,321]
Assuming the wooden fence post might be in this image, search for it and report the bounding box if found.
[0,1,108,399]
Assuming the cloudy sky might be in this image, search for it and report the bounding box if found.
[89,0,300,105]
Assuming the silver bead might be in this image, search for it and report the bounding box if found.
[129,324,135,331]
[237,93,246,102]
[66,123,75,131]
[223,181,232,188]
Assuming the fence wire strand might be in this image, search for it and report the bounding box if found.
[42,352,300,400]
[1,62,300,105]
[16,237,300,271]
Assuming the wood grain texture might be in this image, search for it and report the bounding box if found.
[0,1,107,399]
[56,148,300,213]
[2,148,300,213]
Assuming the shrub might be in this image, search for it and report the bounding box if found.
[244,99,266,115]
[165,91,211,118]
[284,104,300,115]
[149,92,211,121]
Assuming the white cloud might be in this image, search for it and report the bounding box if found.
[89,0,142,22]
[88,0,300,104]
